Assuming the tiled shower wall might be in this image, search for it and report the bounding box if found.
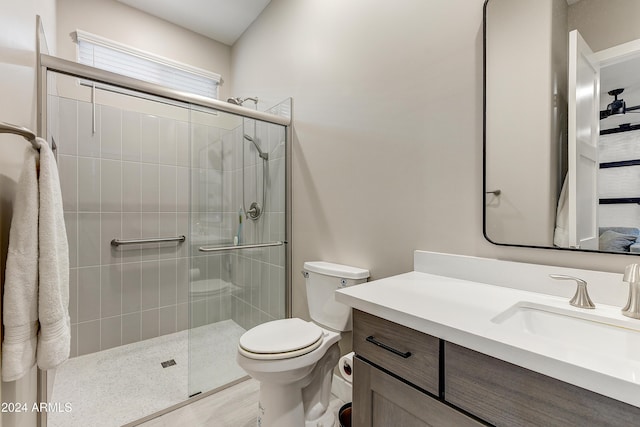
[54,96,192,357]
[190,115,287,332]
[225,117,287,330]
[52,91,287,358]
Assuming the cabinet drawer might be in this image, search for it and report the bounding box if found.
[354,357,482,427]
[445,343,640,426]
[353,310,439,395]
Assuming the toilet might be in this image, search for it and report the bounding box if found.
[236,261,369,427]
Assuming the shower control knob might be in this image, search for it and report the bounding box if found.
[247,202,262,220]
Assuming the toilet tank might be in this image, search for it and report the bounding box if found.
[303,261,369,332]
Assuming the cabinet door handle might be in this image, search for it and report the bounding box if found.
[366,336,412,359]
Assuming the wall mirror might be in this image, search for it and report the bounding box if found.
[484,0,640,254]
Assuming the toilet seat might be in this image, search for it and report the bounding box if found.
[238,318,324,360]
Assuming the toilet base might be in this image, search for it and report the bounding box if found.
[305,408,335,427]
[258,382,305,427]
[254,343,340,427]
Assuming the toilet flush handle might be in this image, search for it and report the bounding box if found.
[301,271,309,279]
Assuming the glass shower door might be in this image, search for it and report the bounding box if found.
[188,105,287,397]
[46,71,193,427]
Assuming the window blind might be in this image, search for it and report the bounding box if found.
[76,30,220,99]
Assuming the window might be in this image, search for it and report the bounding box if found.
[75,30,221,99]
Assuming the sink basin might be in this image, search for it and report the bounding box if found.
[491,302,640,362]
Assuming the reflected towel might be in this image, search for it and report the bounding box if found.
[554,174,569,248]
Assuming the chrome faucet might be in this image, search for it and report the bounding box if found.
[622,264,640,319]
[549,274,595,309]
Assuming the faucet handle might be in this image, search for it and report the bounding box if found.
[623,263,640,284]
[622,264,640,319]
[549,274,596,309]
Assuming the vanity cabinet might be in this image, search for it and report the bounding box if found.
[445,343,640,426]
[352,310,640,427]
[353,357,482,427]
[352,310,439,395]
[352,310,481,427]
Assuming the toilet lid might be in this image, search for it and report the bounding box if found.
[239,318,324,356]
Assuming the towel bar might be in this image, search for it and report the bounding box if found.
[199,241,285,252]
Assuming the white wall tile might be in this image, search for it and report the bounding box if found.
[122,111,141,162]
[77,213,101,267]
[141,163,160,212]
[78,101,101,158]
[101,212,122,265]
[58,98,78,155]
[159,118,177,165]
[122,262,142,314]
[77,157,101,212]
[141,260,160,310]
[101,264,122,318]
[159,165,177,212]
[159,306,177,336]
[64,212,78,269]
[122,161,141,212]
[77,266,101,322]
[141,309,159,340]
[176,121,190,167]
[77,320,100,356]
[141,114,159,163]
[101,159,122,212]
[58,155,78,211]
[100,316,122,351]
[101,105,122,160]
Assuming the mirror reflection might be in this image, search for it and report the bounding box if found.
[485,0,640,254]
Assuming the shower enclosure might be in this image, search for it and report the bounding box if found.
[39,55,290,427]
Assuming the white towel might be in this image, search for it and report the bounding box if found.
[36,139,70,371]
[554,174,569,248]
[2,146,40,381]
[2,138,70,381]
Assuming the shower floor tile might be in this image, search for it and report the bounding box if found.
[48,320,246,427]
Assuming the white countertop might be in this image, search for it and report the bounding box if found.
[336,266,640,407]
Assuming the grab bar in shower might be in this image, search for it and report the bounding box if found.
[198,241,286,253]
[111,235,186,247]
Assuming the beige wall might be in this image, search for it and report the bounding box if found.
[55,0,233,101]
[1,0,638,416]
[231,0,633,326]
[0,1,56,425]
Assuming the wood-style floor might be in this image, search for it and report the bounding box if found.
[135,379,259,427]
[134,378,346,427]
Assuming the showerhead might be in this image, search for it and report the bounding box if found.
[227,96,259,106]
[244,134,268,160]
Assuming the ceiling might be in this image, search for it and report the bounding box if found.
[600,56,640,129]
[116,0,271,46]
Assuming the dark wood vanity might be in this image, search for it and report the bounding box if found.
[352,310,640,427]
